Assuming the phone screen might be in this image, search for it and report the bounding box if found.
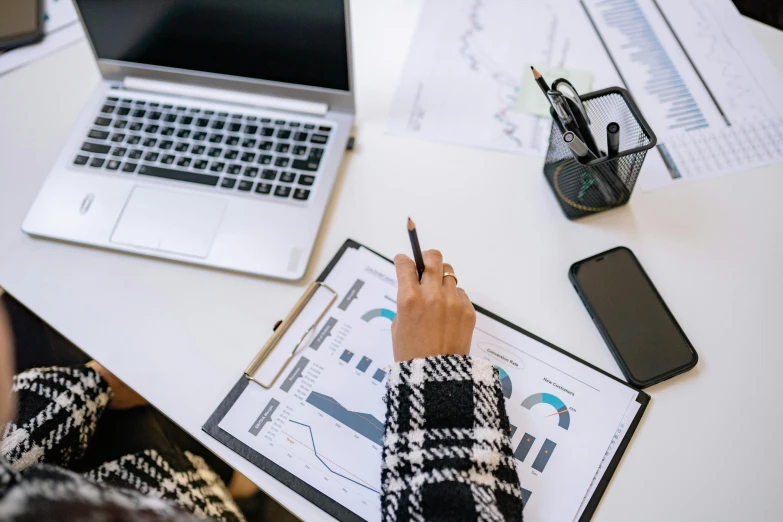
[0,0,39,41]
[571,248,696,385]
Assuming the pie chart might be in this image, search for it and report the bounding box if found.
[495,366,512,399]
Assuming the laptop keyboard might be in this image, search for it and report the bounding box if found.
[71,95,334,202]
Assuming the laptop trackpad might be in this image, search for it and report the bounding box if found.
[111,186,226,258]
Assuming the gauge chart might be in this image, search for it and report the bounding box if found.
[522,393,571,430]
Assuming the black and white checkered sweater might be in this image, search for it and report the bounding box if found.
[0,366,244,521]
[382,355,524,521]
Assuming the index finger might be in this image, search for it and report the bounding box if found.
[394,254,420,293]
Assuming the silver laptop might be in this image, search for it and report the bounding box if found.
[23,0,355,280]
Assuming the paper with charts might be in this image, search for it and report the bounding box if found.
[388,0,783,191]
[218,246,640,522]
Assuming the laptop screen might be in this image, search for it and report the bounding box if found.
[75,0,350,92]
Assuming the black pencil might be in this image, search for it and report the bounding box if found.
[531,66,550,97]
[407,217,425,281]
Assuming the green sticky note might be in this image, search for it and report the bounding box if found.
[515,65,594,117]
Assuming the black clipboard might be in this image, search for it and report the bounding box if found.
[203,239,650,522]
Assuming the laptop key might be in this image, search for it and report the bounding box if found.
[179,116,193,125]
[207,147,222,157]
[159,140,173,150]
[304,124,315,130]
[193,131,207,141]
[107,96,119,102]
[95,117,112,126]
[117,107,130,116]
[259,140,273,151]
[175,142,189,152]
[276,143,290,153]
[111,133,126,143]
[144,152,159,162]
[293,188,311,201]
[319,126,332,133]
[176,129,191,139]
[211,120,225,130]
[192,145,206,155]
[128,149,143,159]
[122,162,137,173]
[138,165,219,186]
[88,129,109,140]
[292,145,307,156]
[224,149,238,160]
[163,113,177,123]
[161,127,175,136]
[279,172,296,183]
[220,177,236,189]
[161,154,175,165]
[289,122,301,128]
[143,137,157,147]
[275,120,286,125]
[298,174,315,186]
[293,132,308,142]
[274,185,291,198]
[311,134,328,144]
[82,142,111,154]
[261,169,277,180]
[226,164,241,175]
[127,135,141,145]
[149,111,162,120]
[196,118,209,127]
[129,122,143,131]
[112,147,127,157]
[209,133,224,143]
[274,157,290,167]
[177,157,192,168]
[258,155,273,165]
[261,127,274,137]
[194,159,208,169]
[73,155,89,166]
[228,122,242,132]
[106,160,121,171]
[90,157,105,168]
[144,124,159,133]
[292,158,320,171]
[238,180,253,192]
[113,120,128,129]
[210,162,225,173]
[255,182,272,195]
[132,109,146,118]
[244,125,258,134]
[226,136,240,146]
[242,138,257,148]
[241,152,256,162]
[277,130,291,139]
[243,167,259,178]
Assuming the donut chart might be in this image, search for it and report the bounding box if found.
[521,392,571,430]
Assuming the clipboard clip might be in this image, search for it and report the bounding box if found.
[244,281,338,389]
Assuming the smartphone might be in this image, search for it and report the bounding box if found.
[569,247,697,388]
[0,0,43,51]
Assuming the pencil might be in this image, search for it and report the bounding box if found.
[407,217,425,281]
[531,66,550,97]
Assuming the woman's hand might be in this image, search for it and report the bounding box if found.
[86,361,148,410]
[391,250,476,362]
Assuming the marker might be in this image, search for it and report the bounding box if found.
[607,122,620,157]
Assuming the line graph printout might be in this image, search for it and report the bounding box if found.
[387,0,621,156]
[218,245,640,522]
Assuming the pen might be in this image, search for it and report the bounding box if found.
[607,122,620,157]
[564,132,615,204]
[407,217,425,280]
[531,66,551,97]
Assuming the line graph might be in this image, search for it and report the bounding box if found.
[286,420,380,494]
[306,391,385,445]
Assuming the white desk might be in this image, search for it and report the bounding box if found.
[1,2,782,520]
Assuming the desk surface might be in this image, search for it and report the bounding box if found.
[1,2,782,521]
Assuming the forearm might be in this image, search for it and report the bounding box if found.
[2,365,112,470]
[381,355,523,522]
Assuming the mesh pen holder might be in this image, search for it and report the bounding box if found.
[543,87,656,220]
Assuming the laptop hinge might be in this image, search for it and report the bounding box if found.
[123,77,329,116]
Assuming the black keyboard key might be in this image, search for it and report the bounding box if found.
[122,98,133,103]
[144,152,159,161]
[127,135,141,145]
[243,125,258,134]
[129,122,143,131]
[274,157,290,167]
[204,110,214,115]
[275,119,286,125]
[193,131,207,141]
[311,134,328,144]
[258,155,273,165]
[82,142,111,154]
[73,155,89,166]
[255,182,272,194]
[161,127,175,136]
[144,124,160,133]
[242,138,257,148]
[319,126,332,133]
[122,162,137,173]
[260,127,274,136]
[149,112,162,120]
[289,122,301,128]
[246,116,257,122]
[88,129,109,140]
[218,112,228,117]
[276,143,290,153]
[128,149,143,159]
[211,120,225,130]
[221,177,236,189]
[207,147,222,157]
[279,171,296,183]
[292,145,307,156]
[159,140,173,150]
[260,118,271,123]
[176,129,191,139]
[112,147,127,157]
[225,136,239,146]
[106,160,121,170]
[304,124,315,129]
[209,134,224,143]
[292,158,320,171]
[228,122,242,132]
[293,132,308,142]
[117,107,131,116]
[179,116,193,125]
[138,165,219,186]
[113,120,128,129]
[143,137,157,147]
[196,118,209,127]
[194,159,208,169]
[232,113,242,119]
[176,106,186,111]
[224,149,238,160]
[190,107,199,113]
[274,185,291,198]
[240,152,256,162]
[90,157,105,168]
[226,164,241,175]
[298,174,315,186]
[149,102,159,107]
[175,142,189,152]
[210,162,225,173]
[111,133,126,143]
[163,113,177,123]
[259,140,273,151]
[243,167,259,178]
[163,104,173,109]
[177,157,192,168]
[311,147,324,158]
[101,104,116,114]
[132,109,146,118]
[238,180,253,192]
[161,154,176,165]
[261,169,277,180]
[293,188,311,201]
[192,145,206,155]
[107,96,119,102]
[135,100,146,105]
[277,129,291,139]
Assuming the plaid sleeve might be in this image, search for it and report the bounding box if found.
[382,355,523,521]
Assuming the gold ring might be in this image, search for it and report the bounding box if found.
[443,272,458,285]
